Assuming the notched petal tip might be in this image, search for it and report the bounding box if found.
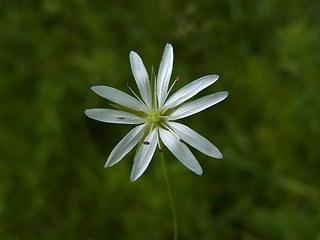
[91,86,99,91]
[214,150,224,159]
[130,171,141,182]
[165,43,173,49]
[194,164,203,175]
[84,109,95,118]
[221,91,229,100]
[104,162,111,168]
[91,86,105,95]
[165,44,174,57]
[192,165,203,176]
[210,74,220,81]
[129,50,138,59]
[217,153,224,159]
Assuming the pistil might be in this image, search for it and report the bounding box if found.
[149,111,161,124]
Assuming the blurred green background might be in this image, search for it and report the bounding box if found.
[1,0,320,239]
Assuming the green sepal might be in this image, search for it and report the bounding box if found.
[150,66,157,108]
[109,103,148,118]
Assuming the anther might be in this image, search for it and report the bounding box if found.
[157,148,163,152]
[126,81,130,87]
[176,76,180,82]
[143,141,150,145]
[117,117,124,119]
[179,139,186,144]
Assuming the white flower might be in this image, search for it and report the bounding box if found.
[85,43,228,182]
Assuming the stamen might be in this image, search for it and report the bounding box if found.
[179,139,186,144]
[142,126,154,146]
[156,137,162,152]
[126,81,146,106]
[117,117,124,119]
[161,123,180,140]
[165,76,180,100]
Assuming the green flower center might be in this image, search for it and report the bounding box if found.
[148,111,162,124]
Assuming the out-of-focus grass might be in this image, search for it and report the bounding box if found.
[1,0,320,239]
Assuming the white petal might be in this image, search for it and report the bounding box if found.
[105,124,146,167]
[159,128,202,175]
[168,122,223,158]
[163,74,219,111]
[157,43,174,107]
[129,51,152,107]
[91,86,147,112]
[130,129,158,182]
[169,91,229,120]
[84,109,144,124]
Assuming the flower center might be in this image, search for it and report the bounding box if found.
[148,111,162,124]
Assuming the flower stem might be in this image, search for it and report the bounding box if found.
[160,153,178,240]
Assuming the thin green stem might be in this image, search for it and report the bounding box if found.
[160,153,178,240]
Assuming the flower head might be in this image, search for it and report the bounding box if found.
[85,43,228,182]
